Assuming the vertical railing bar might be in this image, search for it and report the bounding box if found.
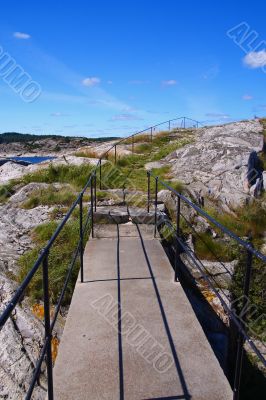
[147,171,150,213]
[233,245,253,400]
[115,145,117,164]
[175,196,181,282]
[154,177,158,238]
[150,127,153,142]
[90,178,94,238]
[94,173,97,212]
[42,252,54,400]
[99,158,102,190]
[169,120,171,131]
[80,193,84,283]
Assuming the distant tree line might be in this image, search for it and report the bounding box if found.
[0,132,120,144]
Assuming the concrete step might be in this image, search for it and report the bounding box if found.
[94,206,165,224]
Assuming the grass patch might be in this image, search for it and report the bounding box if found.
[74,149,99,158]
[231,247,266,340]
[194,232,236,262]
[151,138,193,161]
[134,143,153,154]
[21,164,94,190]
[0,183,16,203]
[18,215,89,305]
[122,134,150,145]
[23,186,77,209]
[205,201,266,239]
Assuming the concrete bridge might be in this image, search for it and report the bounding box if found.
[53,209,232,400]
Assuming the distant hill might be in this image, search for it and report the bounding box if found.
[0,132,119,144]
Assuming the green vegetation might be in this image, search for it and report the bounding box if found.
[18,214,89,304]
[0,183,16,203]
[205,201,266,239]
[0,131,119,144]
[23,186,78,209]
[194,233,237,262]
[122,134,150,145]
[231,249,266,340]
[74,149,99,158]
[21,164,94,190]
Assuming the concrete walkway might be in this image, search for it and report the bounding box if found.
[53,223,232,400]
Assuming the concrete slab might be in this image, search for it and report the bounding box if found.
[53,224,232,400]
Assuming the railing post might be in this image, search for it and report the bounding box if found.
[99,159,102,190]
[94,173,97,212]
[184,117,186,129]
[90,178,94,238]
[132,137,134,153]
[80,194,84,283]
[154,177,158,238]
[169,120,171,131]
[150,127,153,142]
[147,171,150,213]
[175,196,181,282]
[42,253,54,400]
[114,145,117,164]
[233,245,253,400]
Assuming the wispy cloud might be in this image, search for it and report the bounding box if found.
[111,113,143,121]
[50,112,70,117]
[161,79,177,86]
[205,113,230,119]
[13,32,31,40]
[82,77,101,87]
[243,50,266,68]
[202,65,219,80]
[242,94,253,100]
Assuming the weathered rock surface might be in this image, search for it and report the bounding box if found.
[166,120,263,209]
[0,201,53,399]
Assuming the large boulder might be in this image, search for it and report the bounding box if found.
[167,120,263,209]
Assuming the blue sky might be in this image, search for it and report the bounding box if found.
[0,0,266,137]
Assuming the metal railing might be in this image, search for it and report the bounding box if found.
[0,115,202,399]
[147,171,266,400]
[0,174,97,399]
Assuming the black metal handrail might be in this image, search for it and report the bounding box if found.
[0,115,202,399]
[0,173,95,399]
[147,171,266,400]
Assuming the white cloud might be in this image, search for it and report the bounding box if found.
[162,79,177,86]
[82,77,101,87]
[50,112,69,117]
[242,94,253,100]
[205,113,230,119]
[13,32,31,39]
[107,80,113,84]
[111,113,143,121]
[243,50,266,68]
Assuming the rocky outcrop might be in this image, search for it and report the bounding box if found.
[166,120,263,209]
[0,198,53,399]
